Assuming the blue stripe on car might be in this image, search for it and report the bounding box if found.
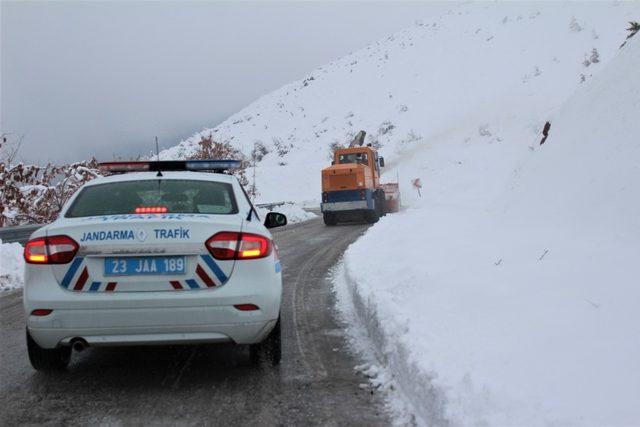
[89,281,101,292]
[61,257,84,289]
[186,279,200,289]
[201,255,229,284]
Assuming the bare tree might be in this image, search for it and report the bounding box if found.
[0,132,24,165]
[1,159,101,227]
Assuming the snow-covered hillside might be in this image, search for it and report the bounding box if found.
[162,2,637,207]
[336,34,640,425]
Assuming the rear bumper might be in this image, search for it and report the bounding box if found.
[28,305,277,348]
[24,255,282,348]
[321,201,369,212]
[321,189,376,212]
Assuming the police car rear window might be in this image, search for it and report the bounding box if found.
[65,179,238,217]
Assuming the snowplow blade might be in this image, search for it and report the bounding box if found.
[381,183,401,213]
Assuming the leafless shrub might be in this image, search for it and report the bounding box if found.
[0,157,101,227]
[188,135,249,187]
[378,120,395,135]
[478,124,492,137]
[583,48,600,67]
[251,141,269,162]
[273,137,292,157]
[569,17,583,32]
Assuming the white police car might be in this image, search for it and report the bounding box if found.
[23,160,287,371]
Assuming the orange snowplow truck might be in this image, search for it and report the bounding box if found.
[321,131,400,225]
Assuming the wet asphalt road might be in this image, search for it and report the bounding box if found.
[0,218,390,426]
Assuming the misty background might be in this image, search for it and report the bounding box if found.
[1,1,450,165]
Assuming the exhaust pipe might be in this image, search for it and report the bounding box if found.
[70,338,88,352]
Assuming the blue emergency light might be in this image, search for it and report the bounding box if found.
[98,160,242,174]
[185,160,242,171]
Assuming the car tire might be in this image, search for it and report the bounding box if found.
[323,213,338,226]
[250,317,281,366]
[26,329,71,372]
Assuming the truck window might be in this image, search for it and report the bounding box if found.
[338,152,368,166]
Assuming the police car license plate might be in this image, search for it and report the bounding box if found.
[104,256,186,276]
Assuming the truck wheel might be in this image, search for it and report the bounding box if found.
[27,329,71,372]
[377,191,387,217]
[323,213,338,226]
[366,209,379,224]
[250,317,281,367]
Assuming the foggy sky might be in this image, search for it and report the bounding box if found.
[1,1,451,164]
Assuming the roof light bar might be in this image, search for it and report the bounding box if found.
[98,160,242,174]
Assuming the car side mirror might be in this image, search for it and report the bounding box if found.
[264,212,288,229]
[379,157,385,167]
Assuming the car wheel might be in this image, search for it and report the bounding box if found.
[27,329,71,372]
[250,317,281,366]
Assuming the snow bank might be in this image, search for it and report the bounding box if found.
[0,239,24,291]
[336,35,640,426]
[256,203,317,224]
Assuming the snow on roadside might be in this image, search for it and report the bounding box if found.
[334,37,640,426]
[0,239,24,291]
[256,203,317,224]
[333,262,424,426]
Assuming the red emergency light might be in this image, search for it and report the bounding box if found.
[134,206,169,214]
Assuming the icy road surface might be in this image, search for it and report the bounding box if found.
[0,218,388,425]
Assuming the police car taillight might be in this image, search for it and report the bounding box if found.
[24,235,79,264]
[206,232,272,260]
